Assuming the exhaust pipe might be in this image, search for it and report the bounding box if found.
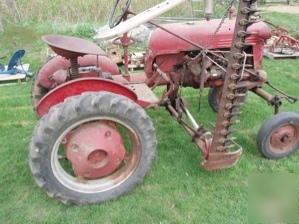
[205,0,213,21]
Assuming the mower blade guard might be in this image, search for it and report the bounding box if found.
[201,149,242,171]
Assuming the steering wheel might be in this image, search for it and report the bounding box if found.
[109,0,131,29]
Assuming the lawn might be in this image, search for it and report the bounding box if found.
[0,6,299,224]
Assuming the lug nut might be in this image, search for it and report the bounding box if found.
[71,144,79,152]
[105,131,111,138]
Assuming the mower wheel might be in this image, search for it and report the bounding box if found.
[256,112,299,159]
[28,92,157,205]
[208,86,247,112]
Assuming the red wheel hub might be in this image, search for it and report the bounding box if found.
[66,121,126,178]
[270,125,298,153]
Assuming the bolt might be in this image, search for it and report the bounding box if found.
[61,138,67,144]
[71,144,79,152]
[230,74,240,80]
[280,135,289,143]
[228,84,237,90]
[105,131,111,138]
[225,103,233,109]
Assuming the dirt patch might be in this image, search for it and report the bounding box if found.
[260,5,299,14]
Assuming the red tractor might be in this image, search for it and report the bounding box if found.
[29,0,299,205]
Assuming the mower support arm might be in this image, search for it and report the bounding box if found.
[251,86,298,114]
[166,101,211,157]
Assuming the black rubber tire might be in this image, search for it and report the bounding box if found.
[30,62,50,113]
[28,92,157,205]
[208,86,247,112]
[30,76,49,113]
[256,112,299,159]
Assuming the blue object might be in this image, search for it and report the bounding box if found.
[0,50,33,76]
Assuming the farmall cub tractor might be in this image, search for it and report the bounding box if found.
[29,0,299,205]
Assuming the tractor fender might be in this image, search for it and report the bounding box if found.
[36,78,137,118]
[38,55,120,88]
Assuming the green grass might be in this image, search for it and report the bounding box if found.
[0,8,299,224]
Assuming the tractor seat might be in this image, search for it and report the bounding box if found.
[42,35,107,59]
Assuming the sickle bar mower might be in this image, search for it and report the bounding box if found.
[28,0,299,205]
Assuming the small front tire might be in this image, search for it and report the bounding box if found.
[256,112,299,159]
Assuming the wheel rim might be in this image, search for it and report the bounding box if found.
[269,124,299,154]
[51,116,141,194]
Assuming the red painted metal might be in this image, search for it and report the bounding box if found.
[52,69,68,85]
[111,72,148,84]
[36,78,137,118]
[38,55,120,89]
[66,121,126,178]
[148,20,270,52]
[270,28,299,52]
[146,20,271,76]
[112,13,136,76]
[38,18,272,116]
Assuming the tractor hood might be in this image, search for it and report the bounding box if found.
[148,19,271,53]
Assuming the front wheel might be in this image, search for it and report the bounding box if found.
[28,92,157,205]
[208,86,247,112]
[256,112,299,159]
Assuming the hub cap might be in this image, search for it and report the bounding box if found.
[269,124,299,154]
[66,121,126,178]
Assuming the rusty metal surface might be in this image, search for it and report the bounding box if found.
[269,26,299,53]
[201,150,242,171]
[269,125,299,154]
[203,0,260,170]
[252,87,273,102]
[42,35,107,59]
[126,83,159,108]
[166,101,211,157]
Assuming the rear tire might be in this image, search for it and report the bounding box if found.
[256,112,299,159]
[28,92,157,205]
